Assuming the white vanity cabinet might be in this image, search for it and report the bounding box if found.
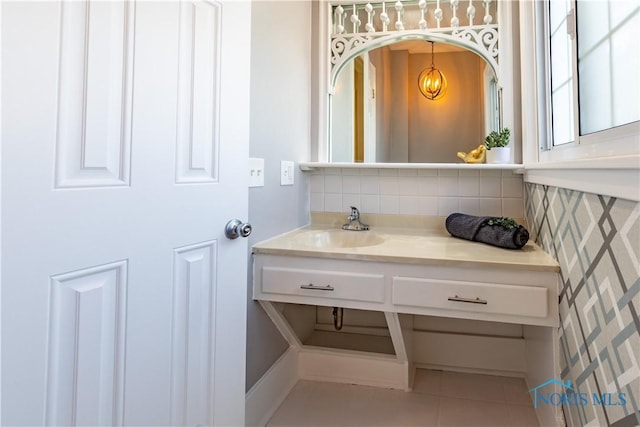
[252,226,563,427]
[259,258,386,306]
[253,253,559,328]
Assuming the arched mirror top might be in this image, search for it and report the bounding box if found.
[328,0,501,91]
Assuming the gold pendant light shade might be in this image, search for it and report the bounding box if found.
[418,67,447,100]
[418,41,447,101]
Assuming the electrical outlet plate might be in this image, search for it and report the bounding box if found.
[249,158,264,187]
[280,161,294,186]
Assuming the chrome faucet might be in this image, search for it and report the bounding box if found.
[342,206,369,231]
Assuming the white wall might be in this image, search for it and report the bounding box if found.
[330,62,354,162]
[368,49,486,163]
[389,51,410,162]
[368,47,393,162]
[408,51,485,163]
[247,0,311,391]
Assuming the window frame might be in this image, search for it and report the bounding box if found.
[519,0,640,202]
[540,0,639,162]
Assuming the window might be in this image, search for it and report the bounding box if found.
[545,0,639,154]
[548,0,575,146]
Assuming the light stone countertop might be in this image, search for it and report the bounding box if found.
[252,213,560,273]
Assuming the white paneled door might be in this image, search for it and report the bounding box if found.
[1,1,250,425]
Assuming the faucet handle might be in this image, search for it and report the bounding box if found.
[343,206,368,231]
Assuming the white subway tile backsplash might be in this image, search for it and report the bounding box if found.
[398,169,418,176]
[341,168,360,176]
[502,178,524,198]
[379,176,399,195]
[419,177,439,196]
[479,169,502,178]
[438,169,459,177]
[324,193,343,212]
[379,195,399,214]
[310,174,324,193]
[360,168,379,176]
[479,178,501,197]
[437,176,459,196]
[379,169,398,176]
[398,177,421,196]
[418,169,438,176]
[438,197,460,216]
[342,194,361,211]
[310,193,324,211]
[399,196,421,215]
[480,198,502,216]
[308,168,523,219]
[459,170,479,178]
[360,175,380,194]
[502,198,524,218]
[360,194,380,214]
[458,177,480,197]
[342,175,361,194]
[459,198,481,216]
[324,175,342,193]
[420,197,439,215]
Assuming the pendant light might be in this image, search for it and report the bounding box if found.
[418,41,447,101]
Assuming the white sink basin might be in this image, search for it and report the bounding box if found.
[294,230,385,249]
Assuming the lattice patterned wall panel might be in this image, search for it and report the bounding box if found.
[525,183,640,426]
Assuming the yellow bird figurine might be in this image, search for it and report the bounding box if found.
[457,144,486,163]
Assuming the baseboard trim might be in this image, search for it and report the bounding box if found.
[524,325,565,427]
[412,330,527,374]
[414,363,526,378]
[524,377,566,427]
[299,347,409,390]
[245,347,299,427]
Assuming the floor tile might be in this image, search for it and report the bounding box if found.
[507,403,541,427]
[348,389,439,427]
[436,396,513,427]
[438,371,506,403]
[412,368,442,396]
[503,377,534,406]
[267,369,540,427]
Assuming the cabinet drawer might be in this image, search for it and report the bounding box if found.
[262,266,385,303]
[392,277,548,318]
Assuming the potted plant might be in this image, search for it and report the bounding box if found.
[484,128,511,164]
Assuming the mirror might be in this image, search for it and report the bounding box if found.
[330,39,500,163]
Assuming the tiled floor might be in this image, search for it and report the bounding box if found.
[267,369,540,426]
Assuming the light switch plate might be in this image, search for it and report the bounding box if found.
[249,157,264,187]
[280,161,294,186]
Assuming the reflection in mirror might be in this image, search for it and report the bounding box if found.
[330,40,499,163]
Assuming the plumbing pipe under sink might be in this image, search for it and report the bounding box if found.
[333,307,343,330]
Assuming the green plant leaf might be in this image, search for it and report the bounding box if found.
[484,127,510,149]
[485,217,518,230]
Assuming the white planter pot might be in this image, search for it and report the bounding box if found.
[485,147,511,164]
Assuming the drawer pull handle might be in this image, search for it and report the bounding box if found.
[300,284,335,291]
[448,295,487,305]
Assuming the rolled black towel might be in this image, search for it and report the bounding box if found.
[445,213,529,249]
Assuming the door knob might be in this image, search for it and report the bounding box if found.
[225,219,252,239]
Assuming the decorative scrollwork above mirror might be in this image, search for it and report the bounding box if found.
[329,0,500,90]
[313,0,515,164]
